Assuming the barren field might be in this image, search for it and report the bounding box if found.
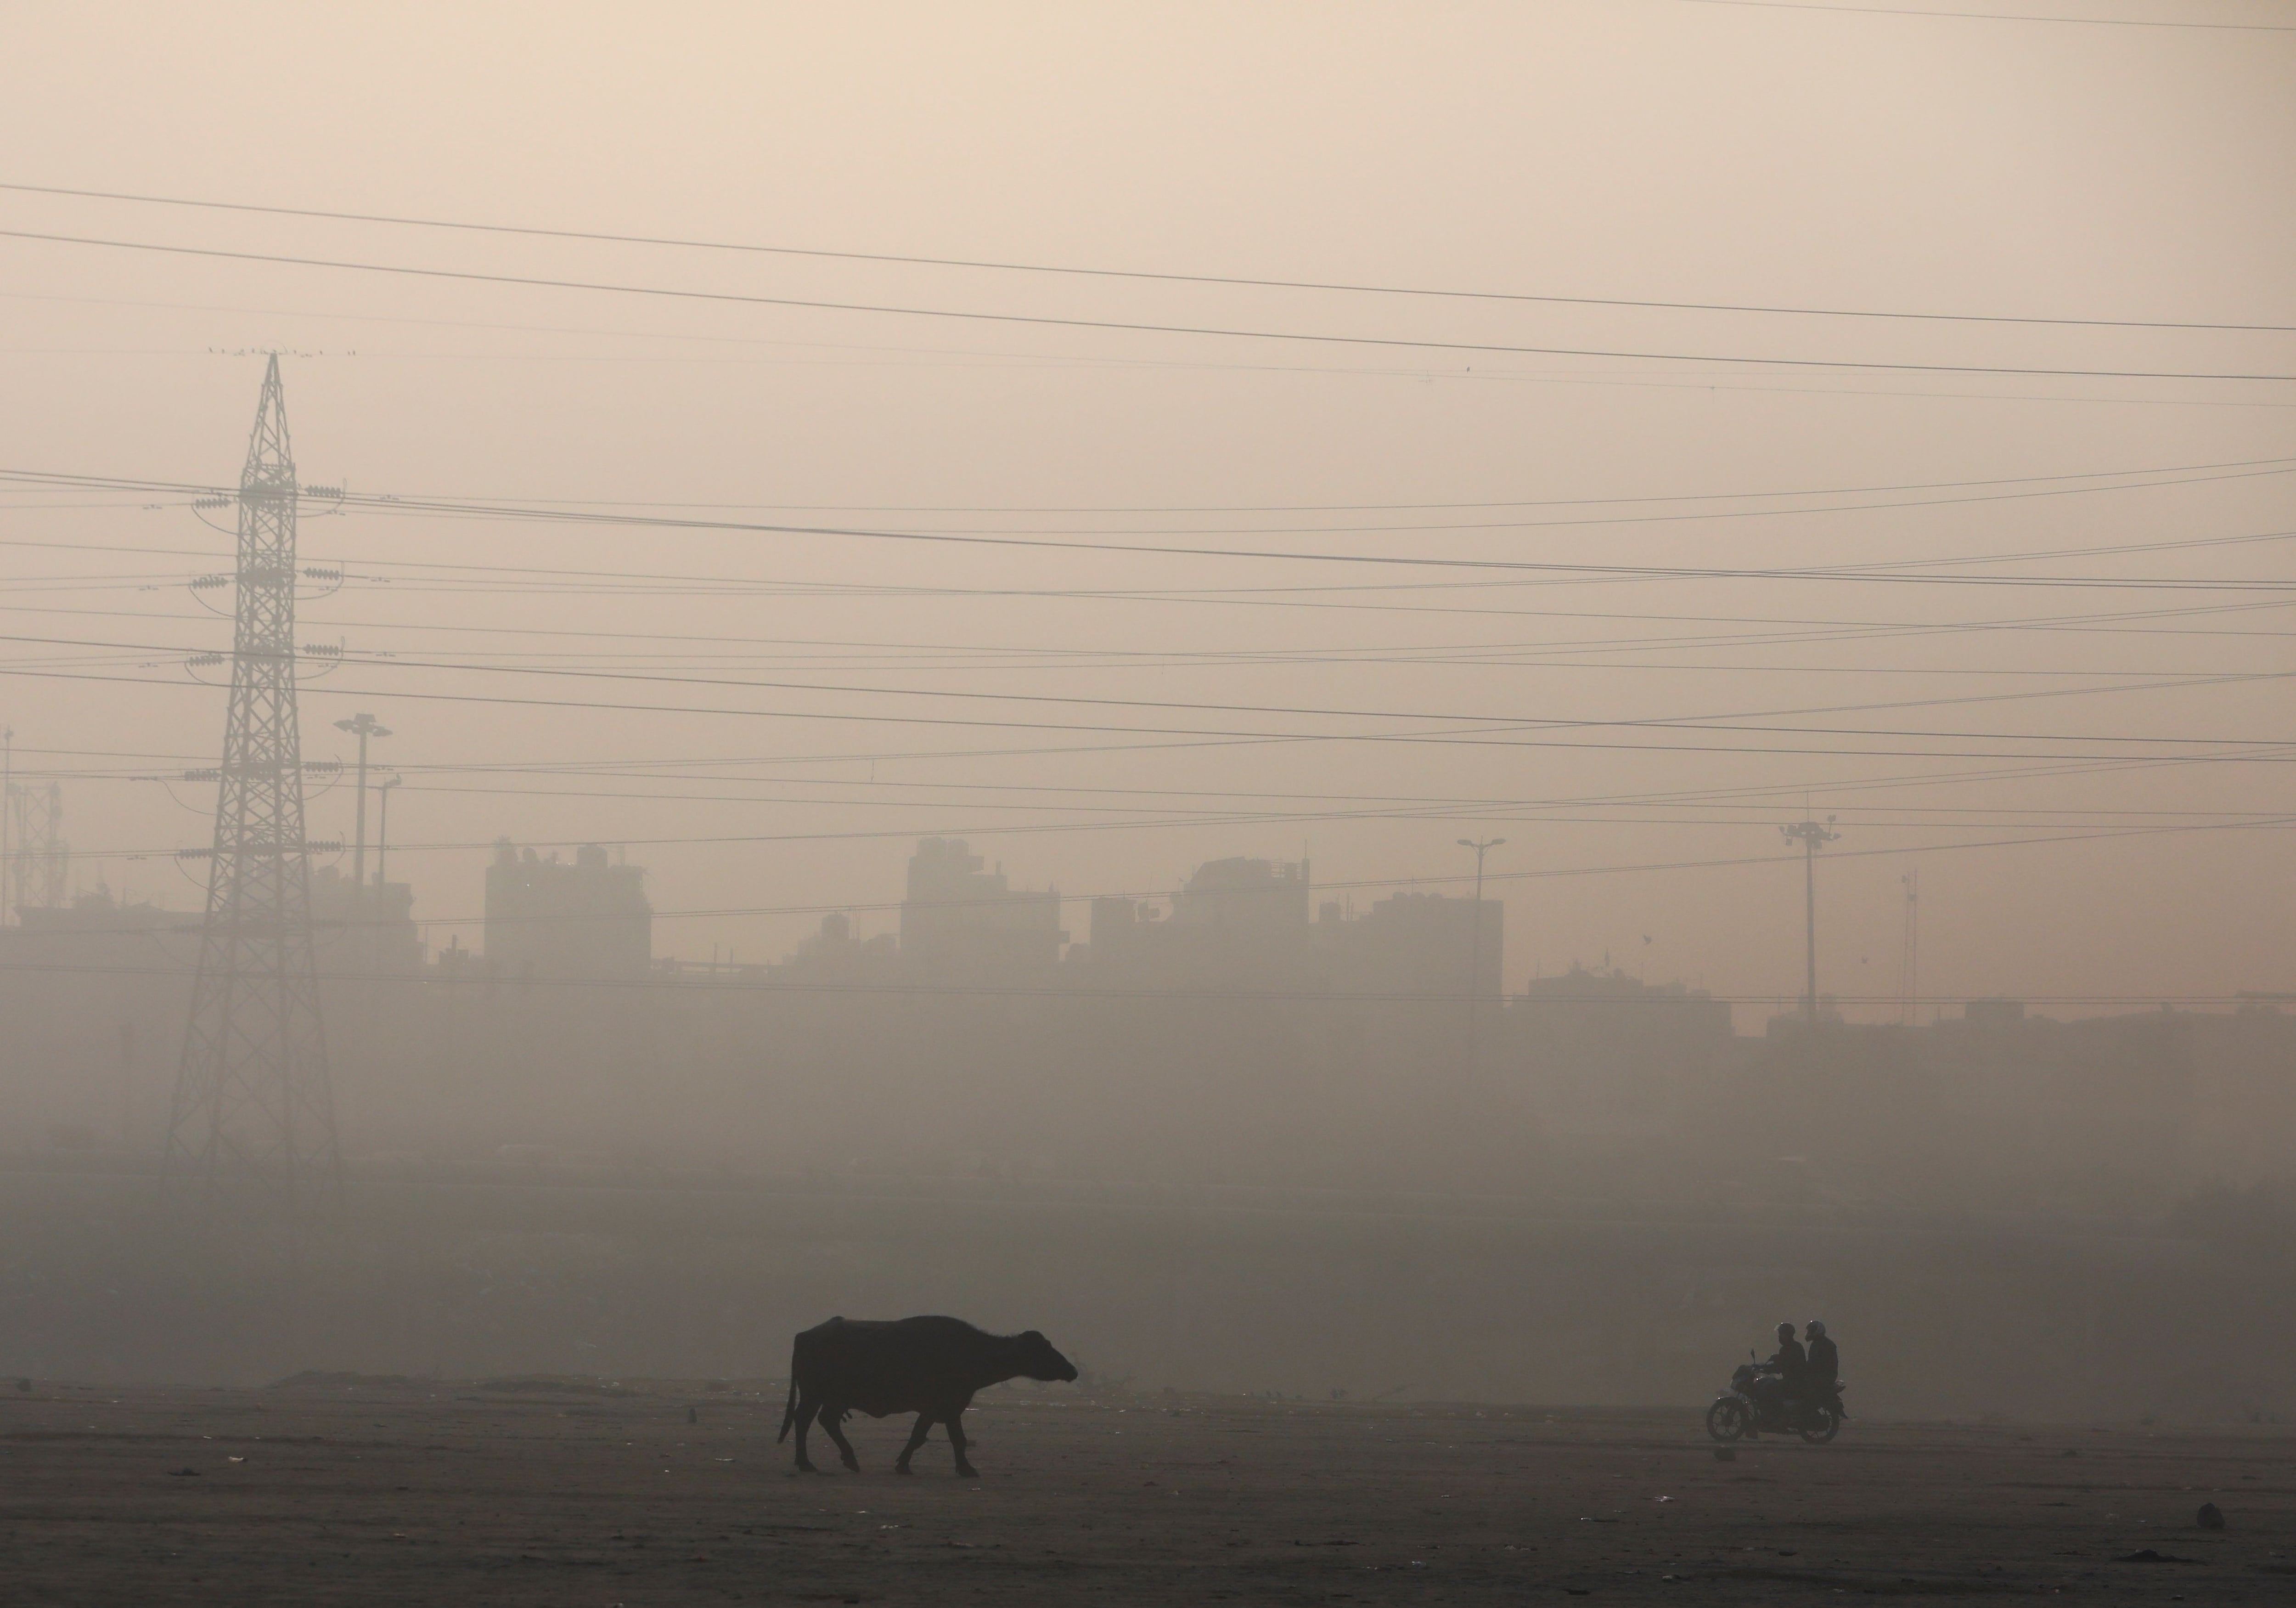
[0,1377,2289,1603]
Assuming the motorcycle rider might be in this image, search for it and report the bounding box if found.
[1754,1320,1805,1417]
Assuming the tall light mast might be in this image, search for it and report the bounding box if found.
[1780,817,1840,1025]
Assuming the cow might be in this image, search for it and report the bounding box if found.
[776,1315,1078,1477]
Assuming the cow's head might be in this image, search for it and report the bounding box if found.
[1013,1330,1079,1383]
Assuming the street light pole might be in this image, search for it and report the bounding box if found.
[375,773,401,890]
[332,712,391,892]
[1457,836,1506,1077]
[1779,817,1840,1023]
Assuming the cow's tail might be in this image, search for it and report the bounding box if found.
[776,1348,799,1443]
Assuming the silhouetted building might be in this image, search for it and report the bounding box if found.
[1171,856,1311,941]
[0,889,202,1150]
[310,863,422,976]
[1078,857,1314,985]
[1515,964,1730,1034]
[484,840,651,981]
[767,910,898,983]
[899,838,1062,970]
[1328,890,1501,1000]
[1964,997,2026,1027]
[1508,966,1734,1142]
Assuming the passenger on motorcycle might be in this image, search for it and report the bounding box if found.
[1804,1320,1839,1401]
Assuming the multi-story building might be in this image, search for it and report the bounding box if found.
[899,838,1063,971]
[483,840,652,981]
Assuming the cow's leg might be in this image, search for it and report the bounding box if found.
[894,1412,934,1475]
[945,1407,978,1478]
[791,1396,822,1473]
[818,1404,862,1472]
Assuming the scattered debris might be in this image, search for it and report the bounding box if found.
[168,1467,200,1477]
[687,1407,698,1425]
[2198,1503,2226,1530]
[2116,1549,2202,1564]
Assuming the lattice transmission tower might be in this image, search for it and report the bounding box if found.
[5,779,67,911]
[163,355,343,1206]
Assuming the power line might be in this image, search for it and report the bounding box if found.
[3,226,2290,383]
[26,806,2296,927]
[21,716,2283,818]
[11,465,2296,587]
[0,949,2281,1011]
[19,661,2296,788]
[346,463,2296,539]
[14,592,2296,680]
[261,452,2296,515]
[5,178,2289,331]
[17,291,2296,417]
[6,625,2295,753]
[1671,0,2296,30]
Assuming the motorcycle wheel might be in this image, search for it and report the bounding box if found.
[1705,1398,1750,1442]
[1797,1405,1841,1444]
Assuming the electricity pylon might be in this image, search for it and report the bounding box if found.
[163,355,343,1208]
[5,779,67,910]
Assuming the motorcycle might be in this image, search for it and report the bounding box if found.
[1705,1354,1846,1444]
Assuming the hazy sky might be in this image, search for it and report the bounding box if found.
[1,1,2291,1023]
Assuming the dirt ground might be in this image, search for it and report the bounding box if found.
[0,1377,2288,1603]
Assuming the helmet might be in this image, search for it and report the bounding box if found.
[1776,1322,1795,1342]
[1806,1320,1827,1339]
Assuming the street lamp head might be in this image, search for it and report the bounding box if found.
[1491,838,1506,848]
[1458,838,1473,848]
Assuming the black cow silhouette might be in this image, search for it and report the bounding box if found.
[777,1315,1078,1476]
